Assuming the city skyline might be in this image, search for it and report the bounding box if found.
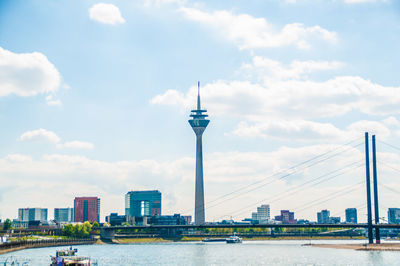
[1,0,400,222]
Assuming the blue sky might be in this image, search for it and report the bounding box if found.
[1,0,400,223]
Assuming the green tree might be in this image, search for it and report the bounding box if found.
[61,222,93,238]
[62,224,76,237]
[3,218,12,230]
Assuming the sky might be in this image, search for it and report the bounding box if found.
[1,0,400,223]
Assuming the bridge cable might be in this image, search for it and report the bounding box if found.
[378,140,400,153]
[221,167,364,220]
[205,160,363,212]
[185,139,363,215]
[379,161,400,175]
[293,181,365,214]
[378,181,400,195]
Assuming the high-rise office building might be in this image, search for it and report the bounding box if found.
[317,209,330,224]
[74,197,100,223]
[275,210,296,224]
[345,208,357,223]
[54,208,74,222]
[188,82,209,225]
[125,190,161,217]
[388,208,400,224]
[251,204,270,223]
[18,208,48,221]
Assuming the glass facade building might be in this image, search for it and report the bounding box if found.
[54,208,74,222]
[18,208,48,221]
[317,209,330,224]
[148,214,187,225]
[345,208,357,223]
[125,190,161,217]
[388,208,400,224]
[105,213,126,226]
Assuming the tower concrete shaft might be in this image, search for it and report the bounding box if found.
[189,82,209,225]
[194,128,205,225]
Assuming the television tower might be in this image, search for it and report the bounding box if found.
[188,81,209,225]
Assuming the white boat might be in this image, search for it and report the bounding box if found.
[50,247,97,266]
[226,234,242,244]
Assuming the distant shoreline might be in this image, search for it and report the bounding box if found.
[311,243,400,251]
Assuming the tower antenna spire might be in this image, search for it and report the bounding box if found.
[189,80,209,225]
[197,81,201,110]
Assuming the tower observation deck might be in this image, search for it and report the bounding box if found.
[188,81,209,225]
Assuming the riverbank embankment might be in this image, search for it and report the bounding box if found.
[0,238,95,255]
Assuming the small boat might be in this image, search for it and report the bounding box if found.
[226,233,242,244]
[50,247,97,266]
[202,238,226,242]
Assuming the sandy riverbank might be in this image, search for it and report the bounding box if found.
[312,243,400,251]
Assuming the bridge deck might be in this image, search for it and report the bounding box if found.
[99,223,400,230]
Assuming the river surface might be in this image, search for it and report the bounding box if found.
[1,239,400,265]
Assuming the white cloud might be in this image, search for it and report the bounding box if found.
[45,95,62,106]
[178,7,337,50]
[19,129,61,143]
[286,0,385,3]
[0,47,61,97]
[383,116,400,128]
[241,56,344,81]
[144,0,186,7]
[233,119,392,141]
[151,77,400,120]
[89,3,125,25]
[57,141,95,150]
[5,154,32,163]
[19,129,95,150]
[233,120,344,140]
[343,0,381,3]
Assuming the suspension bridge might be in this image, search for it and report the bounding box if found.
[98,132,400,243]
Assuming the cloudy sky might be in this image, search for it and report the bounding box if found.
[1,0,400,223]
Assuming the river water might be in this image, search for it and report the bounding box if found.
[1,240,400,265]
